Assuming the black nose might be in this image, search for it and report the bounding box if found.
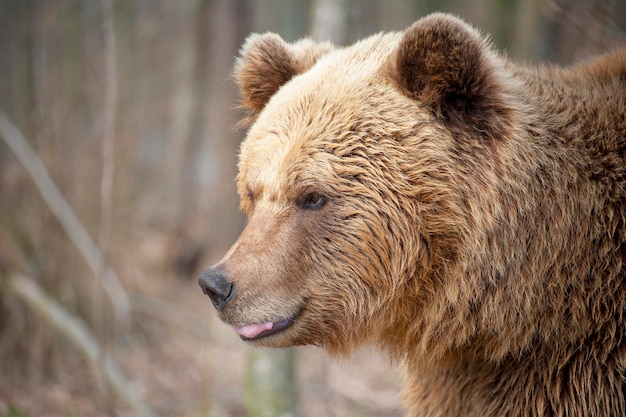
[198,268,235,310]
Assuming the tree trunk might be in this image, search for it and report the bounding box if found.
[245,348,299,417]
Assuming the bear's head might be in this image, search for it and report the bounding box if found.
[199,14,524,359]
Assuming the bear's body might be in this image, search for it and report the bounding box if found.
[199,14,626,416]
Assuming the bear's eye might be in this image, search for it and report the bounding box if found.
[299,192,326,210]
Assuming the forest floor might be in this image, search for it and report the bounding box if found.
[0,229,402,417]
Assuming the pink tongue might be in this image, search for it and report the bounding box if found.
[232,321,273,339]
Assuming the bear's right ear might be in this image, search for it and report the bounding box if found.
[234,34,334,124]
[387,14,514,143]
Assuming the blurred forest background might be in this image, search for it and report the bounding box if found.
[0,0,624,416]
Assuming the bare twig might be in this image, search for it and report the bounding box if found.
[7,273,158,417]
[92,0,119,349]
[0,112,131,330]
[98,0,117,256]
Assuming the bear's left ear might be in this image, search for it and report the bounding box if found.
[234,34,334,124]
[387,13,515,142]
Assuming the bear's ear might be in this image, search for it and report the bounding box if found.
[387,14,514,142]
[234,34,334,124]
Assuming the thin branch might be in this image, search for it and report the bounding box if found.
[98,0,117,255]
[7,273,158,417]
[93,0,119,344]
[0,112,131,330]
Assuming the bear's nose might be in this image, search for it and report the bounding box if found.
[198,268,235,310]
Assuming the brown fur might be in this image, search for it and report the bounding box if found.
[201,13,626,416]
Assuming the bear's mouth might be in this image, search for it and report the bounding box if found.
[232,310,301,341]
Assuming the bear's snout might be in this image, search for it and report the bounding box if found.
[198,268,236,311]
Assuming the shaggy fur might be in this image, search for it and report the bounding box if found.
[200,13,626,416]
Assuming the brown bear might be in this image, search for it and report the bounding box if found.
[198,13,626,417]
